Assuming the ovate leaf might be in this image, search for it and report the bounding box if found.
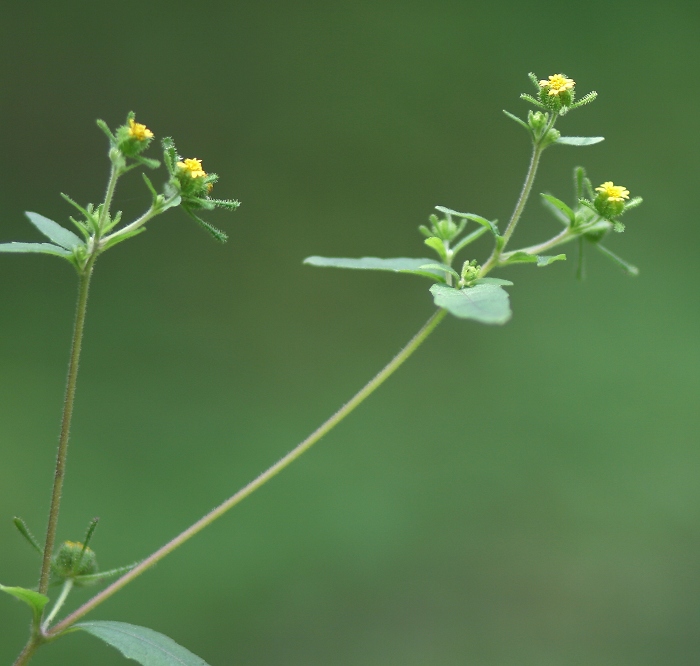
[0,584,50,624]
[77,621,210,666]
[556,136,604,146]
[0,242,73,258]
[25,212,83,250]
[430,283,512,325]
[304,256,446,279]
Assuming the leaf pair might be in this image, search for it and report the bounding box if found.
[0,212,85,268]
[303,256,513,325]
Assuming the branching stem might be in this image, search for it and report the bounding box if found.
[48,307,448,636]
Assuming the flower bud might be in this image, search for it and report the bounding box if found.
[51,540,98,583]
[460,259,481,287]
[528,111,548,132]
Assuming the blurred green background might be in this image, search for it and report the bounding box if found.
[1,1,699,664]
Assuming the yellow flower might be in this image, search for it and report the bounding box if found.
[177,158,207,178]
[128,118,154,141]
[595,181,630,202]
[539,74,575,96]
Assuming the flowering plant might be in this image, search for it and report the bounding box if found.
[2,73,642,665]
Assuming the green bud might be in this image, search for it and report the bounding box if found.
[51,540,98,585]
[540,128,561,148]
[459,259,481,287]
[528,111,548,132]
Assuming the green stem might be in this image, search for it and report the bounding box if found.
[12,639,41,666]
[481,144,542,275]
[481,114,559,276]
[38,267,94,595]
[48,308,448,637]
[42,580,73,631]
[97,166,119,234]
[100,194,179,247]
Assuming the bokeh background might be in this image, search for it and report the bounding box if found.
[1,1,699,664]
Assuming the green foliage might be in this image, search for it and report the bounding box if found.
[24,212,83,250]
[0,584,49,625]
[77,621,211,666]
[13,517,43,555]
[540,194,575,224]
[303,256,448,280]
[503,252,566,267]
[595,243,639,276]
[556,136,605,146]
[0,242,74,259]
[429,283,512,325]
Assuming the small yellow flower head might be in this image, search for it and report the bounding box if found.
[177,158,207,179]
[539,74,575,96]
[128,118,154,142]
[595,181,630,202]
[594,181,630,219]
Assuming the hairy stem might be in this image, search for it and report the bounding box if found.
[42,580,74,631]
[49,307,448,636]
[12,639,41,666]
[38,268,94,594]
[481,144,542,274]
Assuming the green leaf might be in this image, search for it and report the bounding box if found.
[303,256,446,279]
[540,194,575,224]
[596,244,639,276]
[520,93,546,109]
[74,562,138,585]
[502,110,530,132]
[430,283,512,325]
[473,277,513,286]
[183,209,228,243]
[414,263,460,280]
[100,228,147,251]
[433,207,499,236]
[451,226,488,255]
[503,252,566,267]
[0,584,50,624]
[424,236,447,261]
[0,242,73,258]
[25,212,83,250]
[555,136,604,146]
[77,621,211,666]
[13,517,43,555]
[623,196,644,211]
[536,254,566,266]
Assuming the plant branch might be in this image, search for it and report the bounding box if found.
[48,307,448,636]
[38,267,94,594]
[481,115,558,275]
